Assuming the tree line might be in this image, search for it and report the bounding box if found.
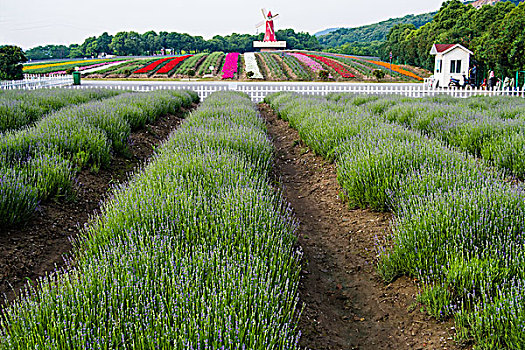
[381,0,525,78]
[319,13,435,51]
[25,29,321,60]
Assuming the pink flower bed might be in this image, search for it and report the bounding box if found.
[306,54,355,78]
[221,53,240,79]
[288,53,323,73]
[48,61,127,75]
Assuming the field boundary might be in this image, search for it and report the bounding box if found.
[3,79,525,101]
[72,83,525,102]
[1,74,73,90]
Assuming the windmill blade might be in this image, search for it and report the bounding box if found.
[270,14,279,20]
[261,8,267,19]
[255,20,265,28]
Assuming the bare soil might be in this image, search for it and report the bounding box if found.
[260,104,461,350]
[0,108,191,307]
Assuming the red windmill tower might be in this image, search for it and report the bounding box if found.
[253,8,287,51]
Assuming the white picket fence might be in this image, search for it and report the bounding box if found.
[0,74,73,90]
[66,82,524,102]
[2,79,524,101]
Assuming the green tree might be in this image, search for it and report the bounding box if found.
[490,2,525,75]
[25,45,70,60]
[95,32,113,55]
[82,36,98,57]
[0,46,28,80]
[109,31,144,56]
[142,31,159,55]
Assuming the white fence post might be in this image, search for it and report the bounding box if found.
[3,78,523,101]
[1,74,72,90]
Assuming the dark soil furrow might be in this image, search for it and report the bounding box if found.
[260,103,460,350]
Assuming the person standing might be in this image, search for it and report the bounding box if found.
[488,70,495,89]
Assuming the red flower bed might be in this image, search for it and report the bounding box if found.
[156,55,193,74]
[134,57,175,74]
[305,54,355,78]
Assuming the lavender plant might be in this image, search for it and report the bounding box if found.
[0,90,196,227]
[0,92,301,349]
[265,91,525,349]
[0,89,121,132]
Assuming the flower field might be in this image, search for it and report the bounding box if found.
[23,59,126,75]
[22,51,425,82]
[196,51,224,76]
[23,59,102,71]
[0,91,301,349]
[0,89,120,132]
[221,52,240,79]
[282,54,312,80]
[0,89,197,227]
[4,82,525,349]
[288,53,324,75]
[156,55,193,75]
[265,91,525,349]
[243,53,263,79]
[304,54,355,79]
[365,59,423,81]
[174,53,208,76]
[90,59,159,77]
[47,61,129,75]
[257,53,288,80]
[133,57,176,74]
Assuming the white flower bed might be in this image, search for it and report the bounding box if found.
[244,53,263,79]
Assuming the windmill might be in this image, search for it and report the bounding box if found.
[253,8,287,51]
[255,9,280,42]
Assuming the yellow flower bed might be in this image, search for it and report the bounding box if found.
[23,59,102,71]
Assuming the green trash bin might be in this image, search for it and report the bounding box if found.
[72,71,81,85]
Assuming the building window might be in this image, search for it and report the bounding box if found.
[436,59,442,73]
[450,60,462,74]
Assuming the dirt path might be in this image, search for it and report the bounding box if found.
[0,107,192,307]
[261,104,460,350]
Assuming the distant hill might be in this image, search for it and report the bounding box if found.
[314,28,340,37]
[318,12,435,48]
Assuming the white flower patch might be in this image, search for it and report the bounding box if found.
[244,53,263,79]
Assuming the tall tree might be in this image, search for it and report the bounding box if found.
[95,32,113,55]
[142,31,159,55]
[109,31,144,56]
[0,46,28,80]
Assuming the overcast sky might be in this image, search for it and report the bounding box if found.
[0,0,445,50]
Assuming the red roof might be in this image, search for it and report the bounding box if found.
[433,44,456,53]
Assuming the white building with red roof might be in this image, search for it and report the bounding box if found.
[429,44,473,87]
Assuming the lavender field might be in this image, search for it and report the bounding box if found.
[2,88,525,349]
[0,91,301,349]
[0,89,197,227]
[266,92,525,349]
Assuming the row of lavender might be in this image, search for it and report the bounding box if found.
[266,92,525,349]
[0,91,301,349]
[0,89,198,227]
[0,89,121,132]
[361,94,525,179]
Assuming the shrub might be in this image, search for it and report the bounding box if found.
[318,70,329,80]
[372,69,386,80]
